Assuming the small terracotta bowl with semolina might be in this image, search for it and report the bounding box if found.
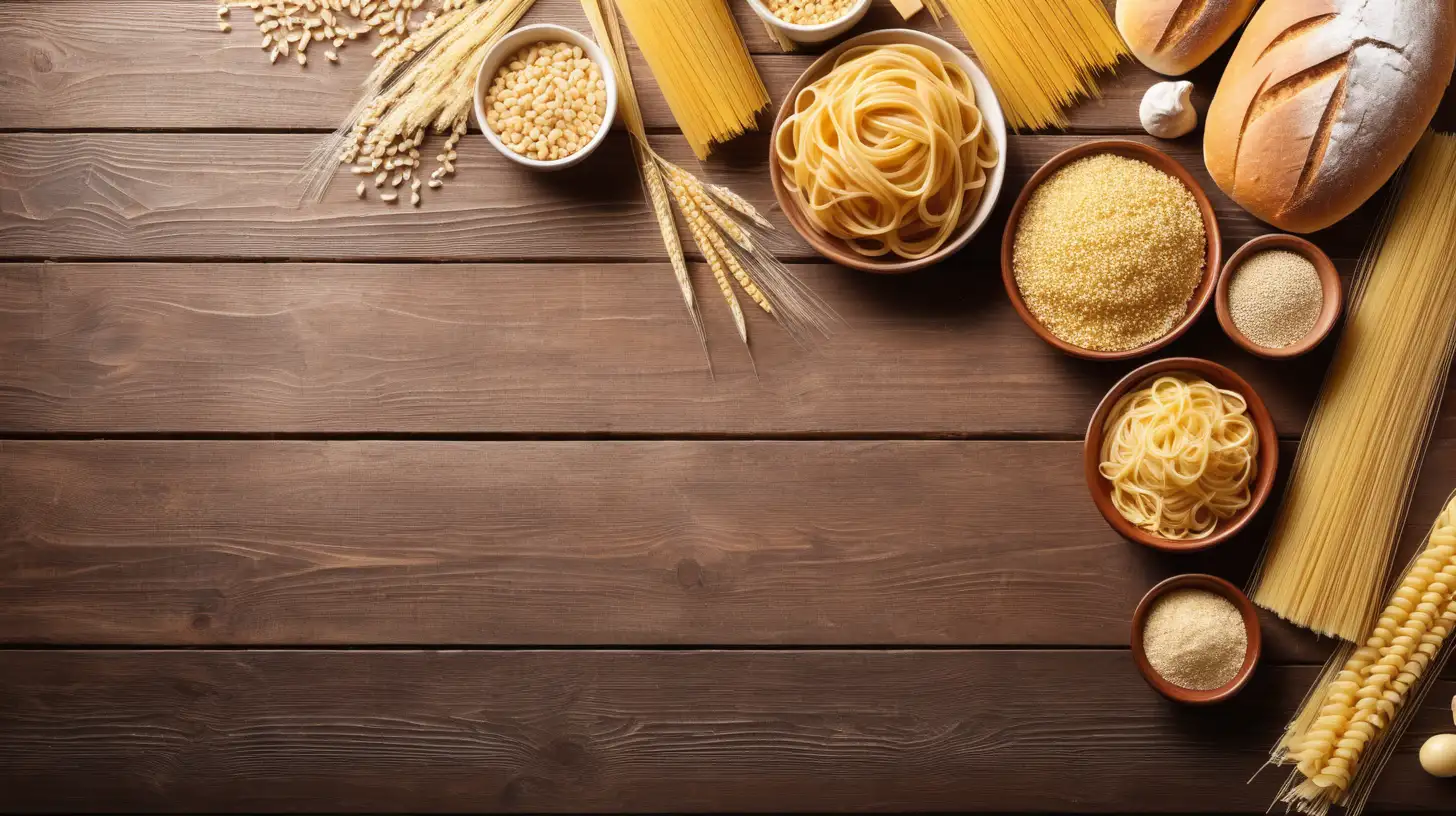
[1084,357,1278,553]
[1130,574,1262,705]
[474,24,618,172]
[1001,140,1222,361]
[1215,234,1343,360]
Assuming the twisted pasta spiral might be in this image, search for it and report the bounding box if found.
[1284,500,1456,805]
[1098,375,1258,539]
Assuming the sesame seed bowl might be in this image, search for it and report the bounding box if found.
[1001,140,1223,361]
[474,24,618,172]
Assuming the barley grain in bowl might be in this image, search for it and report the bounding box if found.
[474,24,618,171]
[1001,141,1221,360]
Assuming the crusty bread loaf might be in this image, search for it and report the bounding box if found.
[1116,0,1256,76]
[1204,0,1456,234]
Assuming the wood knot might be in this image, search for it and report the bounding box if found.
[30,49,53,73]
[675,558,703,589]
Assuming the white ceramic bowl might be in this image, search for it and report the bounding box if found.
[473,23,618,172]
[769,28,1008,274]
[746,0,871,44]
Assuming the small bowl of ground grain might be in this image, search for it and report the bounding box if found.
[1216,234,1342,359]
[1130,573,1261,705]
[1002,140,1221,361]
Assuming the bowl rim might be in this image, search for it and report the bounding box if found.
[1215,233,1344,359]
[472,23,619,172]
[767,28,1008,274]
[744,0,871,35]
[1129,573,1262,705]
[1083,356,1279,553]
[1000,139,1223,360]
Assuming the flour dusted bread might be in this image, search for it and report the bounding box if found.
[1204,0,1456,233]
[1116,0,1256,76]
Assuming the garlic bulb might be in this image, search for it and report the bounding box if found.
[1140,81,1197,139]
[1421,733,1456,777]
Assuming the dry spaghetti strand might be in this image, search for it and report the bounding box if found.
[1250,132,1456,642]
[614,0,769,158]
[923,0,1128,131]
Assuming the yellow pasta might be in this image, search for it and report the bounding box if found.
[773,43,999,260]
[615,0,769,159]
[1098,375,1258,540]
[922,0,1128,131]
[1272,491,1456,816]
[1251,132,1456,642]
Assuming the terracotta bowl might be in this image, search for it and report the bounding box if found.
[1001,140,1223,361]
[1215,234,1343,359]
[767,29,1008,274]
[1130,573,1262,705]
[1084,357,1278,553]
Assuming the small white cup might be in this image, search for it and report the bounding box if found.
[474,23,619,171]
[745,0,871,45]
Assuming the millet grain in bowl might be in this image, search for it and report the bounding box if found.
[1227,250,1323,348]
[1012,154,1206,352]
[483,41,607,163]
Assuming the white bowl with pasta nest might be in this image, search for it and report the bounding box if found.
[769,29,1008,274]
[473,23,618,172]
[746,0,872,45]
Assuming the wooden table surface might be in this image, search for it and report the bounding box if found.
[3,1,1456,812]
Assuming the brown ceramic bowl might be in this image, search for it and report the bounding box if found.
[1130,573,1262,704]
[1084,357,1278,553]
[1001,140,1223,361]
[1215,234,1343,359]
[767,29,1008,274]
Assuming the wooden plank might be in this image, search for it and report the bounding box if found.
[0,0,1222,132]
[8,437,1454,661]
[0,438,1275,650]
[0,262,1330,435]
[0,132,1372,261]
[1,649,1453,813]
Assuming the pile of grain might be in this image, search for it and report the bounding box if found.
[1227,250,1323,348]
[1012,154,1206,352]
[1142,588,1247,691]
[765,0,858,25]
[483,41,608,162]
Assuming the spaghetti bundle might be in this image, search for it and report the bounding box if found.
[1251,132,1456,641]
[615,0,770,158]
[923,0,1128,131]
[1099,376,1258,540]
[1270,490,1456,816]
[774,43,1000,260]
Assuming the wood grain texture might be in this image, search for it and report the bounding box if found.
[9,438,1456,660]
[0,0,1224,132]
[2,649,1454,814]
[0,438,1278,650]
[0,132,1377,262]
[0,261,1334,435]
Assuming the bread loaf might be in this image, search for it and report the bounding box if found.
[1117,0,1256,76]
[1204,0,1456,233]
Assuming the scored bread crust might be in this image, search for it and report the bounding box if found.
[1204,0,1456,234]
[1117,0,1257,76]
